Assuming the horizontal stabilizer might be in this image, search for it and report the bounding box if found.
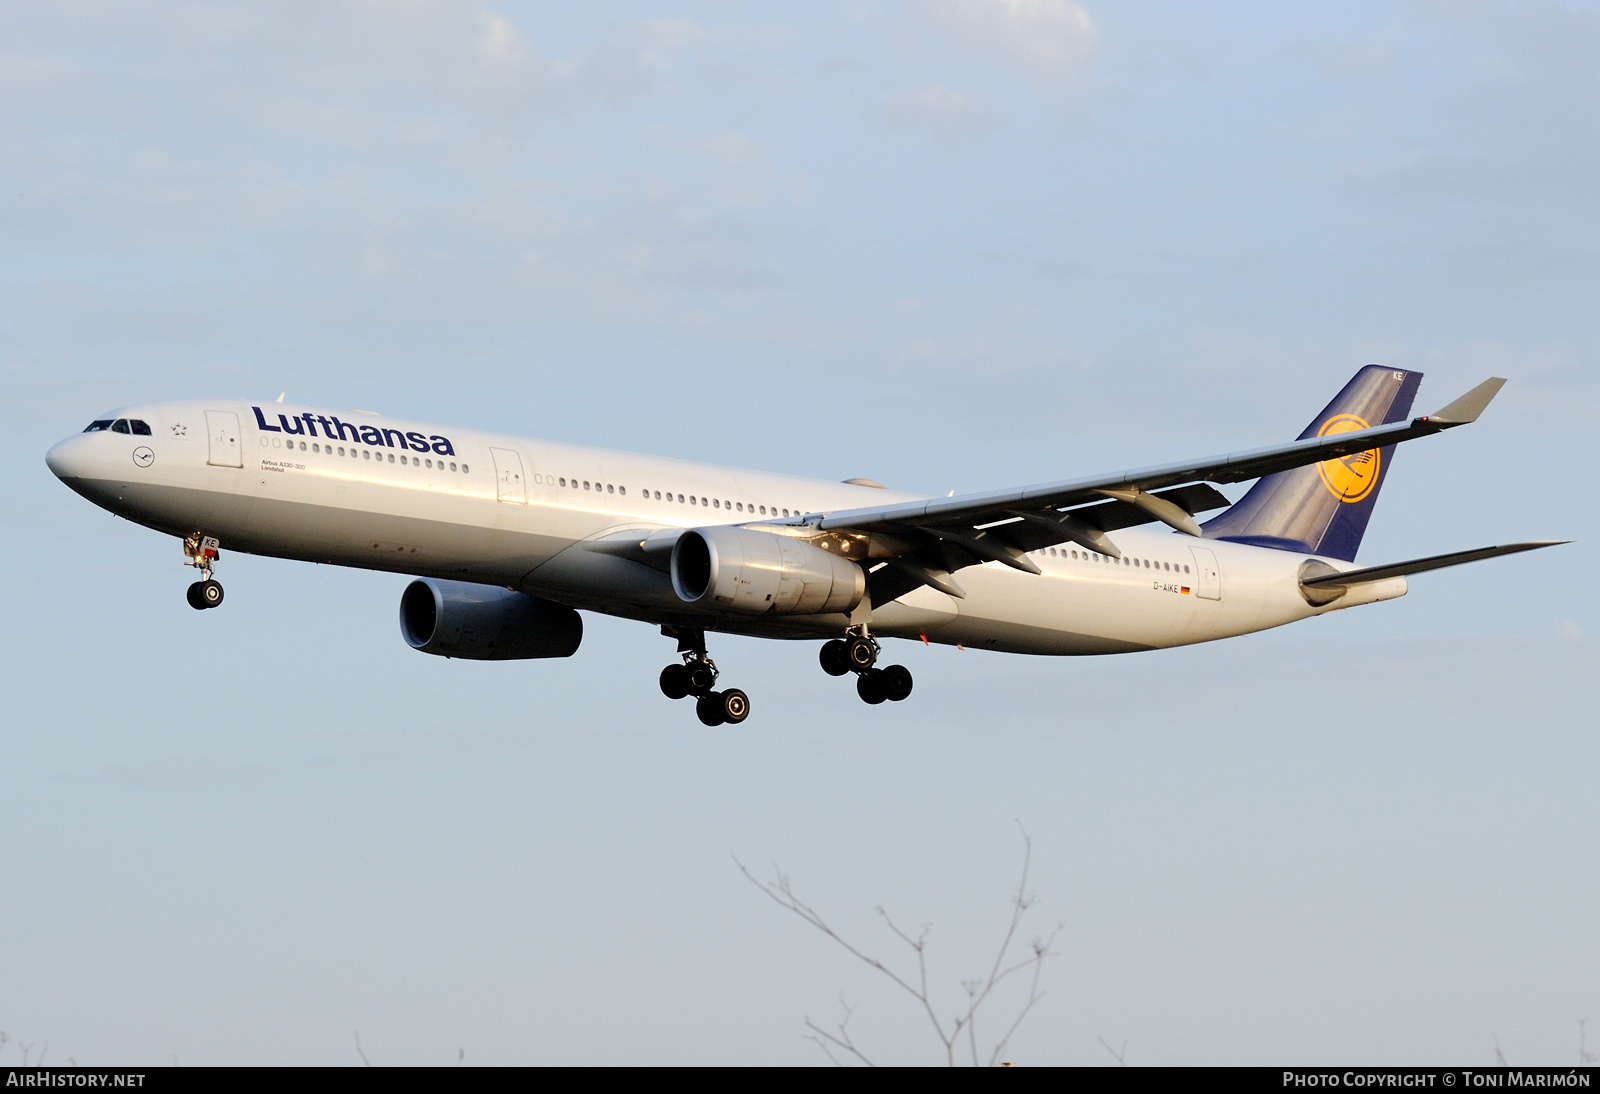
[1299,540,1567,588]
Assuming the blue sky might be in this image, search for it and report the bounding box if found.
[2,0,1596,1065]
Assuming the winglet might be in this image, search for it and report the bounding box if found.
[1426,376,1506,425]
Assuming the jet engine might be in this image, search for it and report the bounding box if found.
[400,578,583,660]
[670,526,865,615]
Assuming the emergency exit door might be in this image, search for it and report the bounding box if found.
[205,410,242,467]
[1189,546,1222,601]
[491,447,526,503]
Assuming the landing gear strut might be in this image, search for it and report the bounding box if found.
[821,628,914,705]
[659,627,750,726]
[183,531,224,610]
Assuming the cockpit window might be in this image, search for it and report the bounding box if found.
[83,420,113,432]
[130,420,152,435]
[111,419,131,434]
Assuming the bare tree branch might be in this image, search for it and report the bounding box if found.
[802,998,874,1067]
[736,823,1057,1066]
[735,856,931,1006]
[988,925,1062,1067]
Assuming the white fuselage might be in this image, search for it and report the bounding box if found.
[45,400,1407,655]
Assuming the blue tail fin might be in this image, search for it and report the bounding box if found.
[1201,365,1423,561]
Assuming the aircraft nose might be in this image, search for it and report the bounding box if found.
[45,434,91,481]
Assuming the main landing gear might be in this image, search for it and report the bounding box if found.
[183,531,224,610]
[819,629,913,705]
[659,627,749,726]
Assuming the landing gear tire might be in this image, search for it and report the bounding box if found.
[720,688,750,725]
[846,636,878,672]
[696,692,728,726]
[188,580,223,609]
[687,661,717,695]
[660,663,691,700]
[880,664,913,702]
[857,670,888,705]
[819,639,851,677]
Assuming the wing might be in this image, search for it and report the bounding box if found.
[797,377,1507,603]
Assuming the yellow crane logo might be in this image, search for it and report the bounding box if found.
[1315,414,1380,503]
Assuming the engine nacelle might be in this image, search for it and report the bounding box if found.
[670,526,865,615]
[400,578,582,660]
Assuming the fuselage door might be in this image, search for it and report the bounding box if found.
[491,447,527,503]
[1189,546,1222,600]
[205,410,243,468]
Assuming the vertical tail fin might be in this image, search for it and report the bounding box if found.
[1201,365,1423,561]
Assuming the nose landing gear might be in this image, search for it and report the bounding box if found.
[822,629,914,705]
[659,627,750,726]
[183,532,224,610]
[186,579,224,610]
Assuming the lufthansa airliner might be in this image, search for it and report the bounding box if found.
[45,366,1560,725]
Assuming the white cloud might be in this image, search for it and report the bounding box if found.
[925,0,1099,91]
[478,13,527,65]
[883,83,994,141]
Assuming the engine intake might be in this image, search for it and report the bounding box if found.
[400,578,582,660]
[670,526,865,615]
